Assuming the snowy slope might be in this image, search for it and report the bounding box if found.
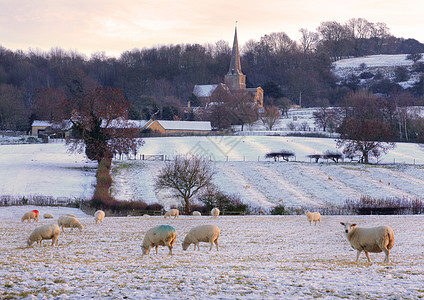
[1,138,423,210]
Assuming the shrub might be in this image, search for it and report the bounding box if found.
[344,196,424,215]
[270,204,286,215]
[146,203,164,211]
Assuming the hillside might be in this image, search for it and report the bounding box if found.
[1,137,423,211]
[332,53,424,89]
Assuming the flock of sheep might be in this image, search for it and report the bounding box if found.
[22,207,395,263]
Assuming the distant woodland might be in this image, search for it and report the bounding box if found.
[1,17,424,131]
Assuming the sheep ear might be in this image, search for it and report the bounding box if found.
[340,222,345,226]
[351,224,356,227]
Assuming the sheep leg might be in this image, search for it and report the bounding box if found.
[355,250,362,263]
[215,240,219,251]
[155,245,159,254]
[168,246,173,255]
[364,251,372,262]
[382,248,390,263]
[209,242,213,251]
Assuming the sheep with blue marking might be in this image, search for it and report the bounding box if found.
[141,225,177,255]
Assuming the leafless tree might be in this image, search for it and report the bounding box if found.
[154,155,215,214]
[299,28,319,54]
[260,106,281,130]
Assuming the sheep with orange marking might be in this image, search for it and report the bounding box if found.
[27,224,60,247]
[305,210,321,226]
[21,210,39,223]
[340,222,395,263]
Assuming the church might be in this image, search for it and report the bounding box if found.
[192,27,263,108]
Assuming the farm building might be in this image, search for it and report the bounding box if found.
[143,120,212,136]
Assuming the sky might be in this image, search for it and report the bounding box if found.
[1,0,424,58]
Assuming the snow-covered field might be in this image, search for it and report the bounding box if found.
[1,137,424,210]
[1,206,423,299]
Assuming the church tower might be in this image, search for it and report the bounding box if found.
[225,26,246,90]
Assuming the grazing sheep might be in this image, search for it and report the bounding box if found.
[21,210,39,223]
[340,222,395,263]
[305,210,321,226]
[192,211,202,216]
[27,224,60,247]
[259,210,265,215]
[182,225,220,251]
[94,210,105,224]
[141,225,177,255]
[164,209,179,219]
[211,208,220,218]
[379,179,384,183]
[245,184,251,188]
[43,213,54,219]
[328,176,334,181]
[57,215,84,232]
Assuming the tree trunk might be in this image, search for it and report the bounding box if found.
[184,197,191,215]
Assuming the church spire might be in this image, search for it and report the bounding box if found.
[225,24,246,90]
[228,25,243,75]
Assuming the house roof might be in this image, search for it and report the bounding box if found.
[147,120,211,131]
[193,84,219,97]
[32,120,52,127]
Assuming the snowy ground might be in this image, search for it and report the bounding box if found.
[1,206,423,299]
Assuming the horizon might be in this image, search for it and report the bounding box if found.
[1,0,424,58]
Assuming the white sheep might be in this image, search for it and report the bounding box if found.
[141,225,177,255]
[182,225,220,251]
[192,211,202,216]
[211,207,220,218]
[21,210,39,223]
[27,224,60,247]
[57,215,84,232]
[43,213,54,219]
[306,210,321,226]
[340,222,395,263]
[94,210,105,224]
[164,209,179,219]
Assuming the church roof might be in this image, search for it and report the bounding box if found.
[193,84,219,97]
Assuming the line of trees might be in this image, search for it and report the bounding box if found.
[1,18,424,131]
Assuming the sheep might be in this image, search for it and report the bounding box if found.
[305,210,321,226]
[65,214,77,218]
[27,224,60,247]
[43,213,54,219]
[57,215,84,232]
[379,179,384,183]
[94,210,105,224]
[141,225,177,255]
[245,184,251,188]
[211,207,220,218]
[328,176,334,181]
[258,210,265,215]
[340,222,395,263]
[21,210,39,223]
[192,211,202,216]
[182,225,220,251]
[164,209,179,219]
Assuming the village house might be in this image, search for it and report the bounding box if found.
[143,120,212,136]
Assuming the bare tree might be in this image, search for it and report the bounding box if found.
[299,28,319,54]
[155,155,215,214]
[260,106,281,130]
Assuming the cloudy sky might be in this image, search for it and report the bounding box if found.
[1,0,423,58]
